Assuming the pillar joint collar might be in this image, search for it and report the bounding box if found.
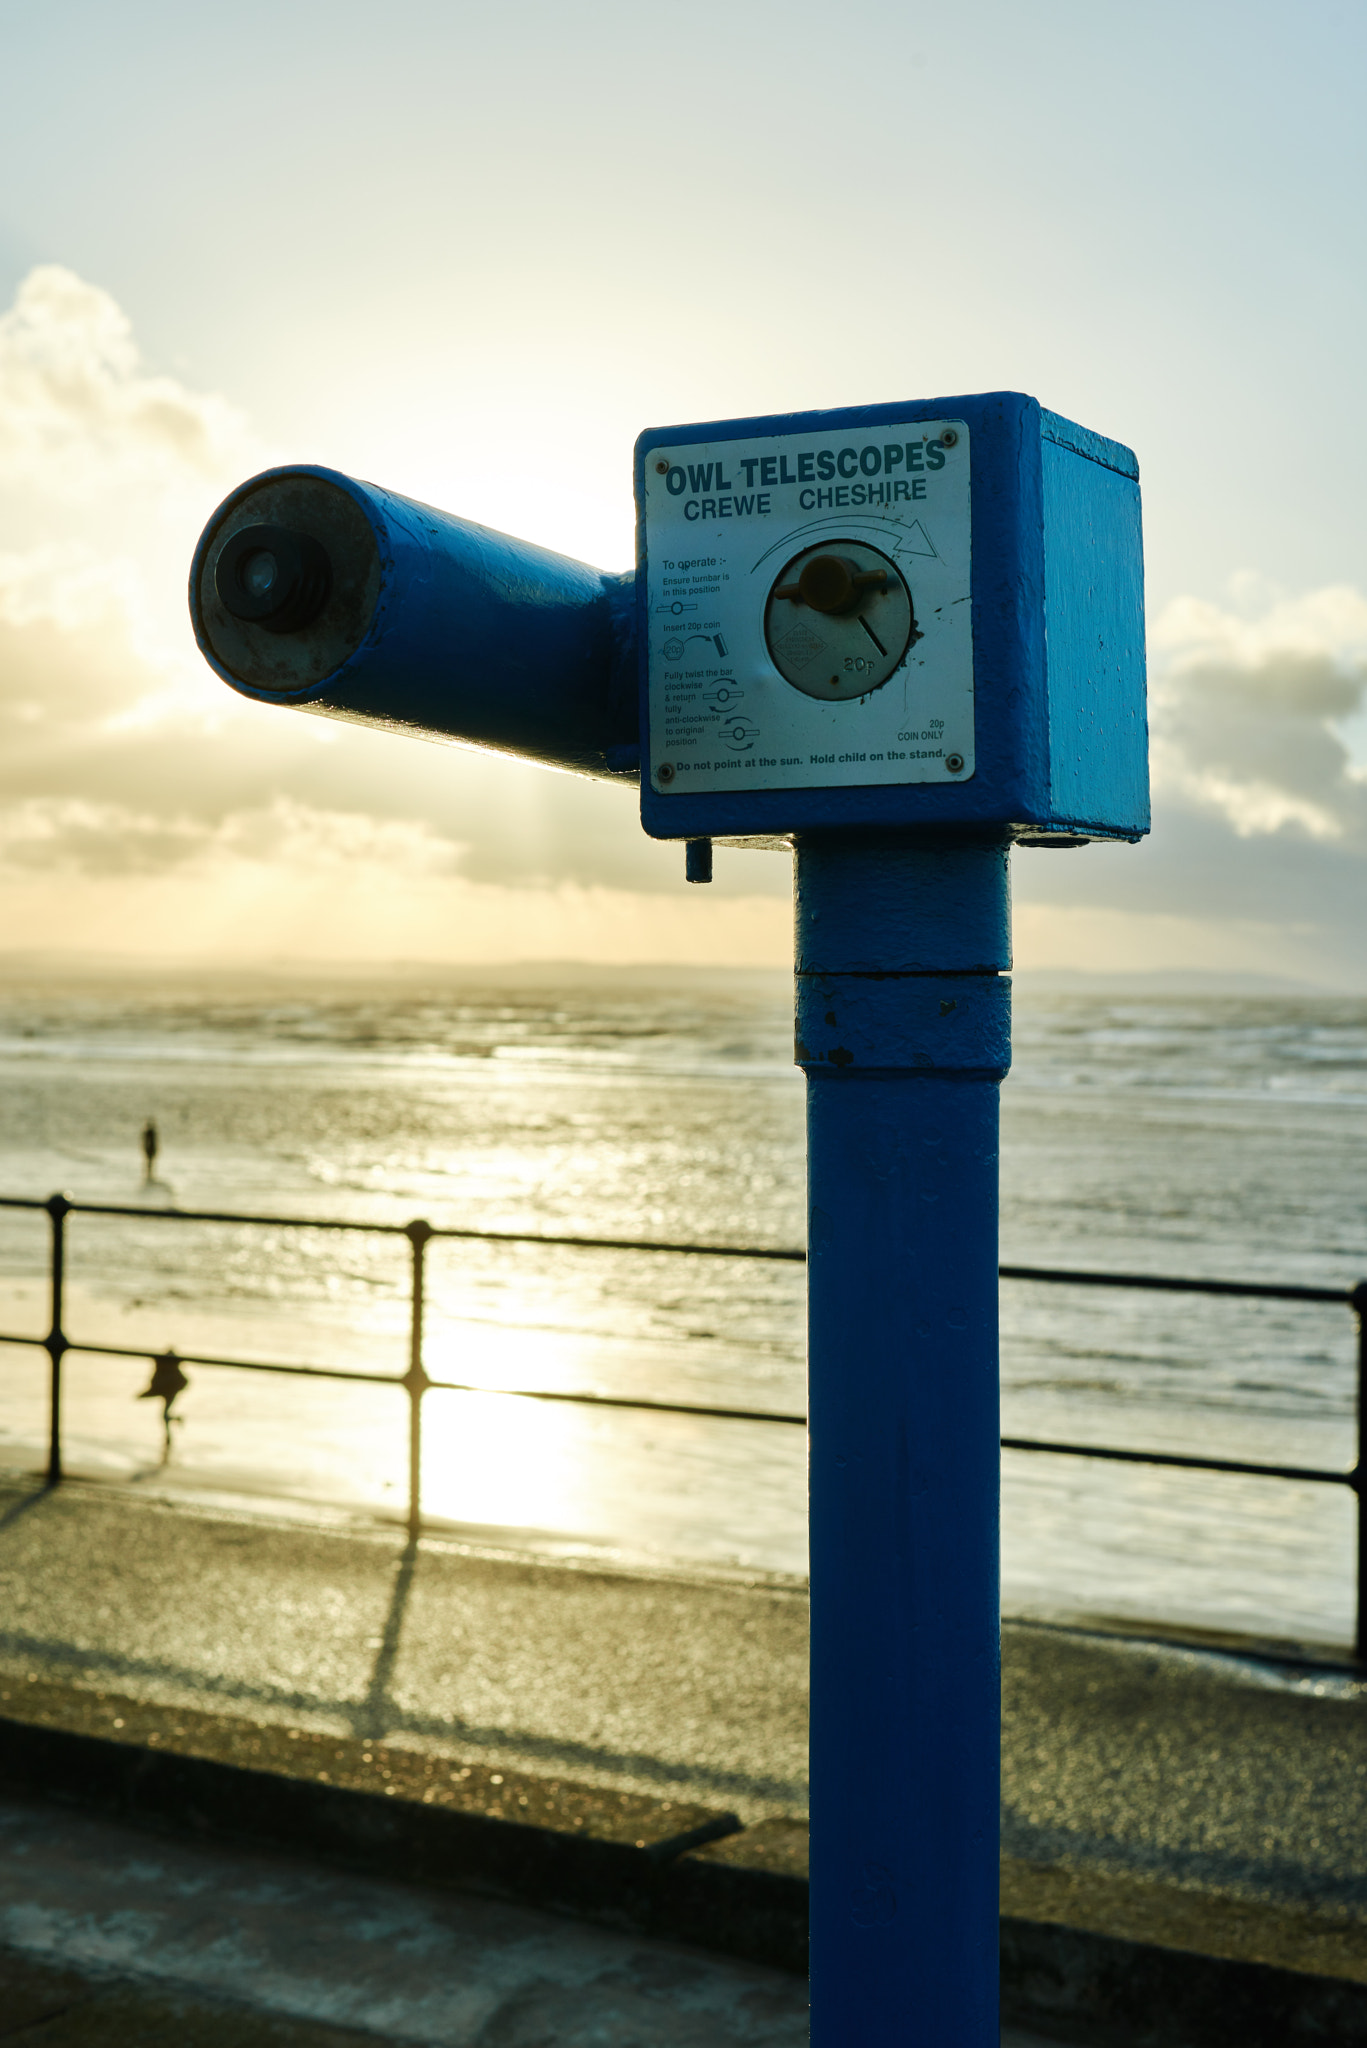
[795,969,1011,1078]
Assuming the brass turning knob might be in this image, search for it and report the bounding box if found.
[771,554,888,616]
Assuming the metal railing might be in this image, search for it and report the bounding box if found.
[2,1192,1363,1659]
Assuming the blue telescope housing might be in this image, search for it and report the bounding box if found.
[635,391,1146,846]
[189,393,1148,847]
[190,464,639,781]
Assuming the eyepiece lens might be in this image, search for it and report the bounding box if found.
[241,549,278,598]
[214,522,331,635]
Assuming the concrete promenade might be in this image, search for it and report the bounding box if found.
[0,1476,810,1822]
[0,1472,1364,2036]
[2,1475,1364,1907]
[0,1794,1076,2046]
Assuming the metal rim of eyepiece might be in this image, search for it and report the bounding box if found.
[214,524,333,635]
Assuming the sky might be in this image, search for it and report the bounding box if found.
[0,0,1364,979]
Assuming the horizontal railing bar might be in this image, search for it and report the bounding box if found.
[424,1375,807,1425]
[1000,1264,1350,1306]
[1002,1433,1357,1487]
[0,1195,1358,1303]
[1,1318,1357,1473]
[0,1328,805,1420]
[40,1200,413,1236]
[0,1329,399,1388]
[64,1340,402,1387]
[429,1225,806,1261]
[12,1198,806,1260]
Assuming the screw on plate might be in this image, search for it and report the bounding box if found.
[945,752,965,773]
[656,762,675,783]
[940,428,959,447]
[655,460,670,474]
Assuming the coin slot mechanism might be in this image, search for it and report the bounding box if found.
[764,541,915,701]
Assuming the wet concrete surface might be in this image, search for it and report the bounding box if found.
[0,1476,1364,1927]
[1000,1624,1367,1921]
[0,1795,1077,2046]
[0,1478,806,1820]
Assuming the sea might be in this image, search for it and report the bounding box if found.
[0,964,1362,1653]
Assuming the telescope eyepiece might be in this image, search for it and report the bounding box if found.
[214,523,331,635]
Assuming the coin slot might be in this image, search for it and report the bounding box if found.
[764,540,914,701]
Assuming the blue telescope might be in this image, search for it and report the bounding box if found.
[191,392,1148,2047]
[190,463,639,781]
[190,394,1146,846]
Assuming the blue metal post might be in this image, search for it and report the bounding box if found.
[797,834,1010,2045]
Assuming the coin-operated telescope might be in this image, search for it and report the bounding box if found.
[191,391,1148,2048]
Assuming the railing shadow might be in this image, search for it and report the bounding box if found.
[0,1483,54,1531]
[352,1537,419,1742]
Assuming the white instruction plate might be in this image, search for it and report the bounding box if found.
[643,417,972,796]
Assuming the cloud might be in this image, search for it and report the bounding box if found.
[0,263,1363,977]
[0,267,687,909]
[0,264,265,761]
[0,795,470,881]
[0,811,792,968]
[1149,581,1367,845]
[0,568,205,828]
[0,266,251,502]
[1011,579,1367,985]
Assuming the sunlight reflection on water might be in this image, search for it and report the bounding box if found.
[0,970,1361,1644]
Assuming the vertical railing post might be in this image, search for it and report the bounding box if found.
[404,1221,433,1540]
[1353,1282,1367,1666]
[45,1193,70,1487]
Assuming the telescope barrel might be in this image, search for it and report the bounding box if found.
[189,465,639,781]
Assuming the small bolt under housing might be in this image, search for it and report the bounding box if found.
[685,838,713,884]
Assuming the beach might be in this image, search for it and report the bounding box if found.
[0,965,1360,1648]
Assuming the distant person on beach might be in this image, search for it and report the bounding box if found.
[141,1118,158,1183]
